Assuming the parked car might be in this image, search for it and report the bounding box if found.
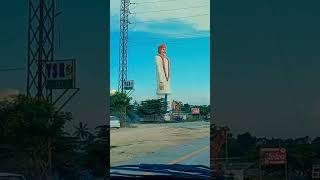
[0,173,26,180]
[110,116,120,128]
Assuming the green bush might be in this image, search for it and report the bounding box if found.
[186,115,201,122]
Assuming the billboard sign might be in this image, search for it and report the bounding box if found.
[124,80,134,90]
[260,148,287,165]
[45,60,75,89]
[191,108,200,115]
[172,101,182,113]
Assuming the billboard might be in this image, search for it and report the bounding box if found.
[124,80,134,90]
[172,101,182,113]
[260,148,287,165]
[45,60,75,89]
[191,108,200,115]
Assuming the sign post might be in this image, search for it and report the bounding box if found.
[43,59,79,113]
[191,107,200,120]
[285,160,288,180]
[123,80,134,90]
[259,159,262,180]
[123,80,134,97]
[45,59,76,89]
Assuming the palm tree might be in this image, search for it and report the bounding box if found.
[73,122,93,143]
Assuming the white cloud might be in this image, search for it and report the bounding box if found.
[111,0,210,37]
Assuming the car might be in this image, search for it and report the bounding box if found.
[110,116,121,128]
[110,164,211,180]
[0,173,26,180]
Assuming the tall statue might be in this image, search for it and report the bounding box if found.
[155,44,171,114]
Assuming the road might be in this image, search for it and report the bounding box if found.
[112,136,209,167]
[110,121,210,177]
[110,136,210,178]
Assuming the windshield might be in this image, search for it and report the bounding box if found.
[110,116,119,121]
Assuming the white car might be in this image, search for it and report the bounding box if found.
[110,116,121,128]
[0,173,26,180]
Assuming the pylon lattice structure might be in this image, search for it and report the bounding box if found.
[27,0,55,102]
[26,0,79,113]
[118,0,130,93]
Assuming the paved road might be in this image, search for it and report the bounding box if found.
[137,121,210,129]
[110,121,210,177]
[111,137,210,177]
[113,136,209,167]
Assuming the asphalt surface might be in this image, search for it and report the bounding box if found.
[110,121,210,177]
[112,136,210,167]
[136,121,210,129]
[111,137,210,178]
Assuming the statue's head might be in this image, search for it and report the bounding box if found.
[158,44,166,55]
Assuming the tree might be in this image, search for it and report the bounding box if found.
[181,103,191,113]
[110,92,132,127]
[236,132,256,159]
[137,98,166,120]
[0,95,78,180]
[199,105,210,119]
[85,125,109,179]
[288,144,316,176]
[73,122,93,142]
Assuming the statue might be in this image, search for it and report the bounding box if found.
[155,44,171,118]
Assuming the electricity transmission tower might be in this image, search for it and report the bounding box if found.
[26,0,55,101]
[26,0,79,112]
[118,0,131,93]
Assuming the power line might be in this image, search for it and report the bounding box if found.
[129,34,209,43]
[132,4,208,14]
[129,28,209,37]
[128,38,208,46]
[132,0,185,4]
[131,13,208,24]
[132,0,207,4]
[0,67,25,72]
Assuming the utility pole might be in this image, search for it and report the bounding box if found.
[118,0,130,93]
[225,129,228,171]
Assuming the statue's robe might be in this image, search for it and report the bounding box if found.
[155,55,172,113]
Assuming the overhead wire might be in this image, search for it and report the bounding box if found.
[128,39,207,47]
[125,0,210,40]
[132,4,208,14]
[130,13,208,24]
[132,0,178,4]
[128,29,209,39]
[0,67,25,72]
[125,0,210,70]
[132,0,201,4]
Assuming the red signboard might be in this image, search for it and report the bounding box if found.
[191,108,200,115]
[260,148,287,165]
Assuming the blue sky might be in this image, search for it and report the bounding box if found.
[110,0,210,105]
